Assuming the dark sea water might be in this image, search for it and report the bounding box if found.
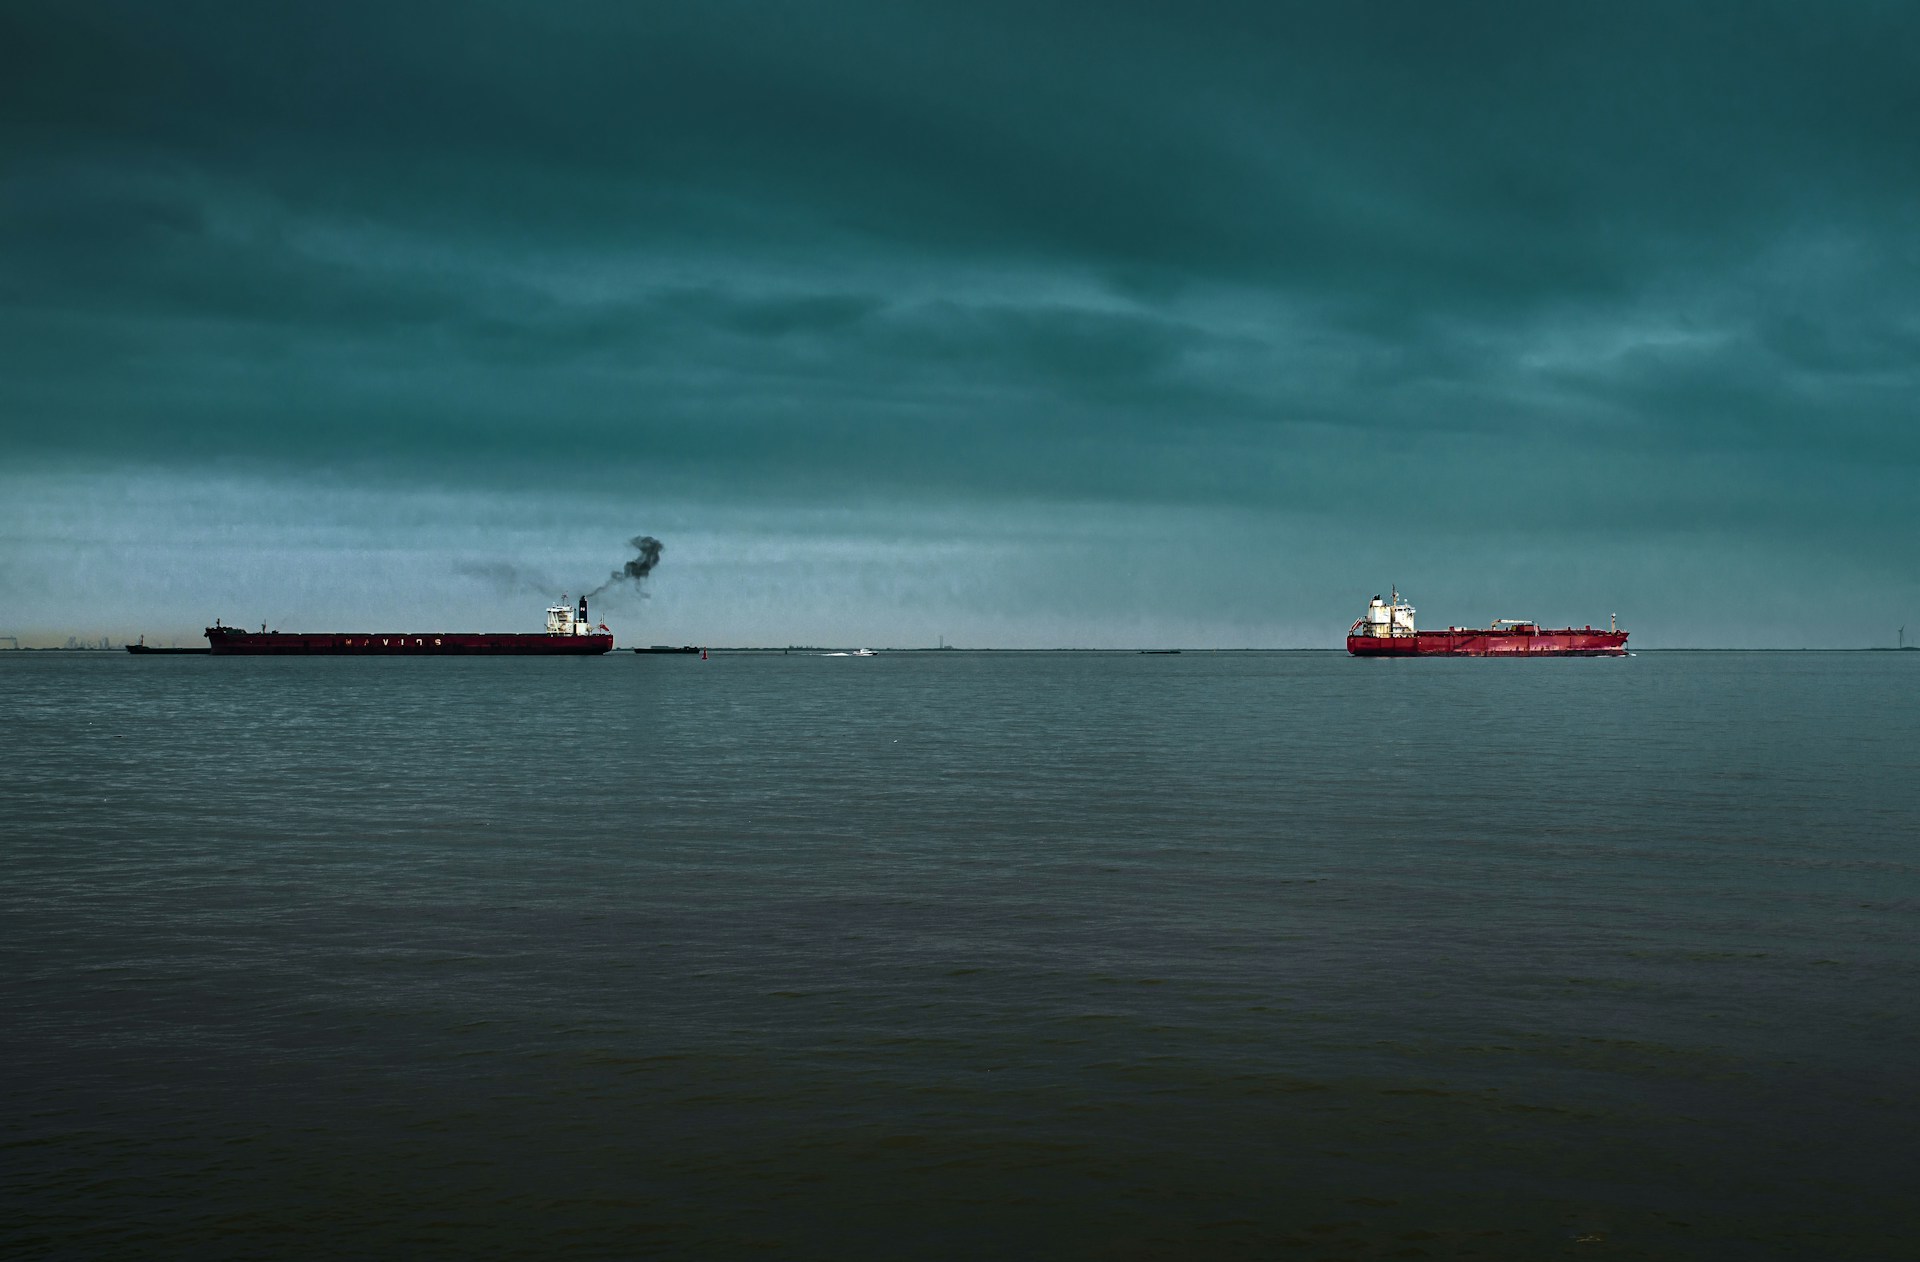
[3,649,1915,1260]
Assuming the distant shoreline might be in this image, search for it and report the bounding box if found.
[676,646,1920,654]
[5,645,1915,654]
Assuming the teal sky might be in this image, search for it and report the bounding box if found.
[3,2,1915,646]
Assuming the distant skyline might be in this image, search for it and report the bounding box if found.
[3,3,1915,647]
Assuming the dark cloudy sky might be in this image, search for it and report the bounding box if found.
[3,2,1915,646]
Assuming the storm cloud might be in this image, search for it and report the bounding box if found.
[1,2,1914,644]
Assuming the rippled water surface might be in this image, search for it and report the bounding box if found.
[3,650,1916,1258]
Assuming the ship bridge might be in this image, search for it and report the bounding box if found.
[1354,589,1417,638]
[547,594,603,636]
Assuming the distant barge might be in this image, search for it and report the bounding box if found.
[203,596,614,656]
[633,645,703,654]
[126,640,209,655]
[1347,589,1627,657]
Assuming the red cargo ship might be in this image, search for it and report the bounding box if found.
[205,595,614,655]
[1347,589,1627,657]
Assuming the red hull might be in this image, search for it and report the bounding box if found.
[205,628,612,655]
[1347,629,1627,657]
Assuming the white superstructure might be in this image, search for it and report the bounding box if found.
[546,594,602,636]
[1357,588,1417,638]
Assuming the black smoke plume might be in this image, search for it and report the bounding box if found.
[587,536,664,599]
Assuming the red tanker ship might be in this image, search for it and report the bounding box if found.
[1347,589,1627,657]
[205,595,614,655]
